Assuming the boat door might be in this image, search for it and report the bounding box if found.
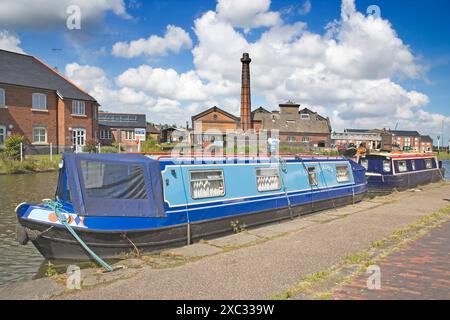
[72,128,86,153]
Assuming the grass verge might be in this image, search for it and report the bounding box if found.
[0,154,61,174]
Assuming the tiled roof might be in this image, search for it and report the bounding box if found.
[0,49,96,102]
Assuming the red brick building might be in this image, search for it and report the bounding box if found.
[0,49,98,152]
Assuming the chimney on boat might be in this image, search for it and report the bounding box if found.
[240,53,252,131]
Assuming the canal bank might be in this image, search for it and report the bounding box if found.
[1,181,449,300]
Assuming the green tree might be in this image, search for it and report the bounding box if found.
[5,135,26,160]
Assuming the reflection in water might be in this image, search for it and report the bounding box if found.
[0,172,58,286]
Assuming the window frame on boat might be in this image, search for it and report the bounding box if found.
[425,159,433,169]
[360,159,368,170]
[383,160,391,173]
[255,167,281,192]
[189,169,226,200]
[307,166,319,186]
[397,160,408,173]
[411,160,416,171]
[336,165,350,183]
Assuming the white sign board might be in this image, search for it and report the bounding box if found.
[135,128,146,141]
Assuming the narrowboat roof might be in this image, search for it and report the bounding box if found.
[361,152,437,160]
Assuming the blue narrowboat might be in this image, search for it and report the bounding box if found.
[15,153,367,260]
[358,153,444,193]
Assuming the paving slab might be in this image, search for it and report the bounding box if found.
[0,277,65,300]
[302,213,339,223]
[248,219,315,238]
[206,232,262,248]
[162,243,223,258]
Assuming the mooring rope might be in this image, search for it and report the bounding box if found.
[43,200,113,272]
[278,157,294,220]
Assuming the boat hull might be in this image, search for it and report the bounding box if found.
[367,169,443,194]
[18,191,366,260]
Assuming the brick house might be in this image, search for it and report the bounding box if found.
[419,135,433,152]
[98,112,146,152]
[0,49,98,152]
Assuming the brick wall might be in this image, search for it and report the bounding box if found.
[0,83,97,149]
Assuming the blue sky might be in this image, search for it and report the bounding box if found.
[0,0,449,141]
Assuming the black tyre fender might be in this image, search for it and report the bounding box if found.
[16,224,29,245]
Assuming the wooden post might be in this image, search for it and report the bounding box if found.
[20,142,23,162]
[50,143,53,161]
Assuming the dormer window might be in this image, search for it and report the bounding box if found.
[300,113,310,120]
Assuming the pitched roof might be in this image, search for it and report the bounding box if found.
[98,112,146,128]
[389,130,420,136]
[420,135,433,142]
[146,123,161,134]
[0,49,96,102]
[192,106,239,121]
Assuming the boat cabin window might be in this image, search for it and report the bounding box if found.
[360,159,368,170]
[383,160,391,173]
[398,161,408,173]
[425,159,433,169]
[307,167,318,186]
[256,168,281,192]
[411,160,416,171]
[80,160,147,199]
[336,165,350,183]
[190,170,225,199]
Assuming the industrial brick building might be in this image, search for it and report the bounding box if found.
[192,53,332,149]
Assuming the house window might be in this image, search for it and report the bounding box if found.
[72,100,86,115]
[287,136,296,143]
[32,93,47,110]
[256,168,281,192]
[125,130,135,141]
[425,159,433,169]
[398,161,408,172]
[0,88,5,107]
[336,165,350,183]
[33,126,47,144]
[302,137,310,143]
[300,113,310,120]
[100,129,113,140]
[0,125,5,146]
[190,170,225,199]
[307,167,318,186]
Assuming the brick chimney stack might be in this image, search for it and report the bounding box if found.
[240,53,252,131]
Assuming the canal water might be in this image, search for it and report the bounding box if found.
[0,161,450,287]
[0,171,58,286]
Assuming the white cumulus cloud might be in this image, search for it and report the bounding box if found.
[112,25,192,58]
[0,0,130,29]
[0,30,25,53]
